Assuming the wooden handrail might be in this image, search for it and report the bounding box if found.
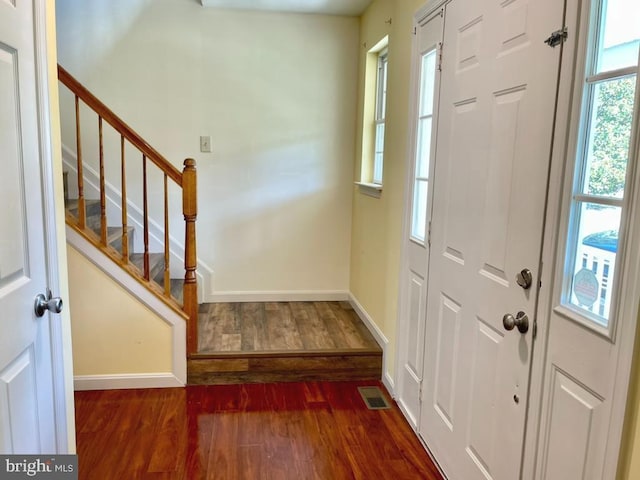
[59,65,199,356]
[58,65,182,186]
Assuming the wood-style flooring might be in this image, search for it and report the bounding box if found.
[190,302,383,384]
[197,301,380,353]
[74,381,444,479]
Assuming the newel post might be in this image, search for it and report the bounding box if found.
[182,158,198,355]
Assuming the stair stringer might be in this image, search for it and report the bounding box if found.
[62,143,213,302]
[67,226,187,389]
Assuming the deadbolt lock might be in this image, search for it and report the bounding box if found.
[516,268,533,290]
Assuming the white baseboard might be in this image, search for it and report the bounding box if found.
[382,371,395,396]
[74,373,183,391]
[209,290,350,303]
[348,293,394,395]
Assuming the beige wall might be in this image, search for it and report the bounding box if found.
[350,0,424,380]
[67,246,173,375]
[55,0,359,298]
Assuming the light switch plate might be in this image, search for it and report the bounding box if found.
[200,135,211,153]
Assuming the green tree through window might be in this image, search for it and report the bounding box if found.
[588,77,636,197]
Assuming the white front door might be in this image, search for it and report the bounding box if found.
[419,0,565,478]
[396,9,444,428]
[0,0,58,453]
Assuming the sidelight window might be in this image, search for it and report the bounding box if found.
[410,49,438,243]
[562,0,639,328]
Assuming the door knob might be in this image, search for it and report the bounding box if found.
[34,289,63,317]
[516,268,533,290]
[503,311,529,334]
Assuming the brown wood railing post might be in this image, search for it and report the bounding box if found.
[75,95,86,229]
[163,174,170,297]
[142,154,150,280]
[120,135,129,264]
[99,116,107,245]
[182,158,198,355]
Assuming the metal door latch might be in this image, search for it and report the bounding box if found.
[545,27,568,48]
[34,288,63,317]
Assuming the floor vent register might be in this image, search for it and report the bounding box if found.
[358,386,391,410]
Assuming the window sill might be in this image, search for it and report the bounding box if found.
[355,182,383,199]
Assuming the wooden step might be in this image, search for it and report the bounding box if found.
[130,252,165,285]
[187,350,383,385]
[106,226,134,256]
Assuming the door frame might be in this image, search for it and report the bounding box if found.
[32,0,75,453]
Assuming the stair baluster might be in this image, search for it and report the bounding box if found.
[120,135,129,264]
[142,154,150,281]
[98,116,107,246]
[163,174,171,298]
[74,94,86,230]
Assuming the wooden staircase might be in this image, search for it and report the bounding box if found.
[59,65,199,354]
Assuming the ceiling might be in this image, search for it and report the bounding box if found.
[199,0,373,16]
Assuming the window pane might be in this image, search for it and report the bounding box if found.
[373,152,383,185]
[373,121,385,184]
[416,117,433,178]
[375,122,385,154]
[568,202,621,324]
[420,50,437,116]
[411,180,429,241]
[581,75,636,197]
[596,0,640,73]
[376,53,388,121]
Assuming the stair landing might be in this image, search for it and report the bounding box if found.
[188,301,383,384]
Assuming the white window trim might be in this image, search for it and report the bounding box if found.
[559,0,639,336]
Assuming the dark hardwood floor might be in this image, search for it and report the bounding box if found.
[74,381,444,479]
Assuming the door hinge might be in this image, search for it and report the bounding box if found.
[437,42,443,71]
[544,27,568,48]
[427,221,432,247]
[419,381,423,402]
[412,26,417,36]
[533,317,538,339]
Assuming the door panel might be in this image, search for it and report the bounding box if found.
[0,0,57,454]
[433,293,461,431]
[0,348,40,454]
[541,367,605,479]
[420,0,564,478]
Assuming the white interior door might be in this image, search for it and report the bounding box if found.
[396,9,444,428]
[0,0,58,454]
[419,0,565,478]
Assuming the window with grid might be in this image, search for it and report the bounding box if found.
[372,49,388,185]
[562,0,639,328]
